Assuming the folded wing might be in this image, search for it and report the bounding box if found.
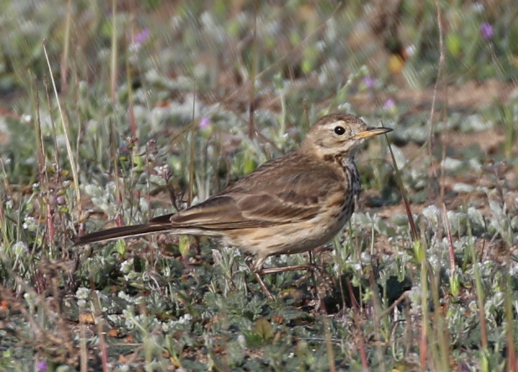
[153,153,345,230]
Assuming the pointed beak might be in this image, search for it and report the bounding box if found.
[354,126,392,139]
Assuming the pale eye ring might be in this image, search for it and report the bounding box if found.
[334,126,346,135]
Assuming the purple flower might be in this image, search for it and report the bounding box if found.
[133,28,150,45]
[36,361,48,372]
[480,22,493,40]
[363,76,375,88]
[199,117,211,129]
[383,99,395,111]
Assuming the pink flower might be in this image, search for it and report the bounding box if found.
[384,99,395,110]
[133,28,150,45]
[36,361,48,371]
[199,117,211,129]
[363,76,375,88]
[480,22,493,40]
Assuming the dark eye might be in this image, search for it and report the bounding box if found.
[334,126,345,135]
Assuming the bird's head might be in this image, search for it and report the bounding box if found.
[300,113,392,160]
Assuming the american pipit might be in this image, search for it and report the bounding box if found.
[75,113,391,298]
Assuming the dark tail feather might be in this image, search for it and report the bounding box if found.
[74,223,172,246]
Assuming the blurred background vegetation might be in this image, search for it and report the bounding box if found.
[0,0,518,371]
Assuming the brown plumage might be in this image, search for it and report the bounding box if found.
[75,113,391,297]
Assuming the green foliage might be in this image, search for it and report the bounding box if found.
[0,0,518,370]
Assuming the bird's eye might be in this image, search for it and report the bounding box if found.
[334,126,346,135]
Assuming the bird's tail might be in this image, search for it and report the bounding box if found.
[74,223,172,246]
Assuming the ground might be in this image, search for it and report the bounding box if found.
[0,1,518,371]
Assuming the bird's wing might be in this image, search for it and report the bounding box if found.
[151,154,345,230]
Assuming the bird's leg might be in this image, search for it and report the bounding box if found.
[296,251,329,291]
[253,272,275,301]
[294,251,318,289]
[245,256,275,301]
[257,263,328,307]
[246,255,332,301]
[258,256,334,296]
[258,263,326,276]
[306,251,328,311]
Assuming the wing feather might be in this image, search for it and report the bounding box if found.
[158,153,345,230]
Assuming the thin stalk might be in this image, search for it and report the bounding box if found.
[467,218,488,353]
[42,41,81,211]
[110,0,118,101]
[60,0,72,91]
[248,0,258,139]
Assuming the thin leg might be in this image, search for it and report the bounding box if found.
[253,271,275,301]
[247,255,332,301]
[245,256,274,300]
[259,263,326,276]
[306,251,322,300]
[261,263,334,297]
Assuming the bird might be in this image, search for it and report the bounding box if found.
[75,113,392,298]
